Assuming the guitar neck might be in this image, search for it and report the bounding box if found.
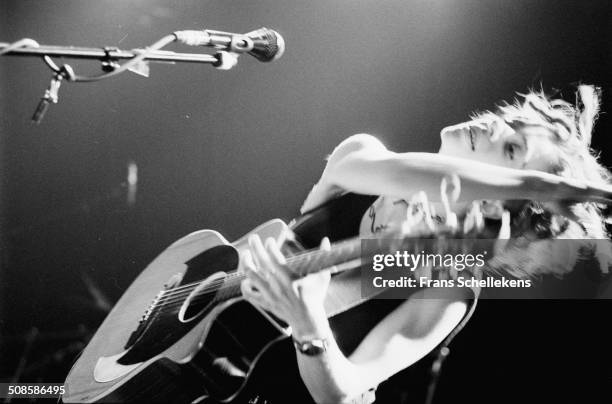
[284,234,455,277]
[219,237,374,301]
[285,237,365,276]
[221,226,492,304]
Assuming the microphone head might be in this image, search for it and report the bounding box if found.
[245,27,285,62]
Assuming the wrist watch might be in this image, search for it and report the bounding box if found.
[292,336,329,356]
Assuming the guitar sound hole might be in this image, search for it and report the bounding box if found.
[179,272,227,323]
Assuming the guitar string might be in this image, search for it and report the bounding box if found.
[132,221,480,330]
[152,249,434,319]
[148,237,363,305]
[138,237,478,327]
[149,238,385,319]
[148,241,362,312]
[156,240,367,309]
[132,206,476,322]
[165,237,359,295]
[151,281,379,322]
[145,259,390,317]
[149,240,468,316]
[140,234,458,318]
[153,282,243,315]
[145,235,452,315]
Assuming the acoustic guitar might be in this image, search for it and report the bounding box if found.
[62,194,500,403]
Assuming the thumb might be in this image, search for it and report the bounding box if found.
[318,237,335,279]
[319,237,331,251]
[310,268,331,287]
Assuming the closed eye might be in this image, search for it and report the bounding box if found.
[504,142,521,160]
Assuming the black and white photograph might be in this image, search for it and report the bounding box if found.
[1,1,611,403]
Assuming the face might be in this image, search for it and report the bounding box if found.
[438,116,557,171]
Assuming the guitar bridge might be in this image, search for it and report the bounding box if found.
[124,291,164,349]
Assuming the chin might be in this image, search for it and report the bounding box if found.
[439,134,468,157]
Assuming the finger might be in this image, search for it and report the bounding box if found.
[417,193,435,232]
[318,238,336,275]
[314,268,331,285]
[265,237,294,284]
[440,176,459,232]
[463,206,475,235]
[242,257,272,294]
[441,173,461,204]
[492,209,511,259]
[463,201,484,234]
[248,237,287,297]
[265,237,287,266]
[241,249,274,289]
[319,237,331,251]
[443,209,458,232]
[241,253,277,299]
[249,234,274,274]
[240,250,256,273]
[498,210,511,240]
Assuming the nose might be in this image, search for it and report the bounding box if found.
[470,119,505,142]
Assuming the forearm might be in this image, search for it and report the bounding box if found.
[241,235,373,403]
[297,342,371,404]
[393,152,527,201]
[293,311,374,404]
[327,151,573,203]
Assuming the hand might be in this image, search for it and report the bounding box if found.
[523,170,612,204]
[240,234,332,339]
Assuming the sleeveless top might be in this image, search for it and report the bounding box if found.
[236,192,477,404]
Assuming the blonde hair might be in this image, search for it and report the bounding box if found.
[481,85,612,278]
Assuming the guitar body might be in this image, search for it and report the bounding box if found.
[63,193,429,403]
[63,220,298,403]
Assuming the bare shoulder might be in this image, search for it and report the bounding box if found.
[326,133,387,167]
[300,134,386,213]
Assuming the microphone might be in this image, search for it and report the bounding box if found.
[174,27,285,62]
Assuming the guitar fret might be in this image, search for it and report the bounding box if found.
[287,238,363,276]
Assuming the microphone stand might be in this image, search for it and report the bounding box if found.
[0,37,240,123]
[0,43,221,64]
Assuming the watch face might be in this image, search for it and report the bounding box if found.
[294,338,329,356]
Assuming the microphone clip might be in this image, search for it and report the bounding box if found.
[212,51,239,71]
[31,64,74,124]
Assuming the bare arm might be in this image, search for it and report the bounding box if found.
[295,288,470,403]
[241,234,471,404]
[317,134,612,205]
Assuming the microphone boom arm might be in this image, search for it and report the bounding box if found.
[0,42,220,64]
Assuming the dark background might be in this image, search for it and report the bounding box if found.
[1,1,610,403]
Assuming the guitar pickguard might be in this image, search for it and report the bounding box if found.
[117,244,239,365]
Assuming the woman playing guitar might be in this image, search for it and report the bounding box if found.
[239,85,612,403]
